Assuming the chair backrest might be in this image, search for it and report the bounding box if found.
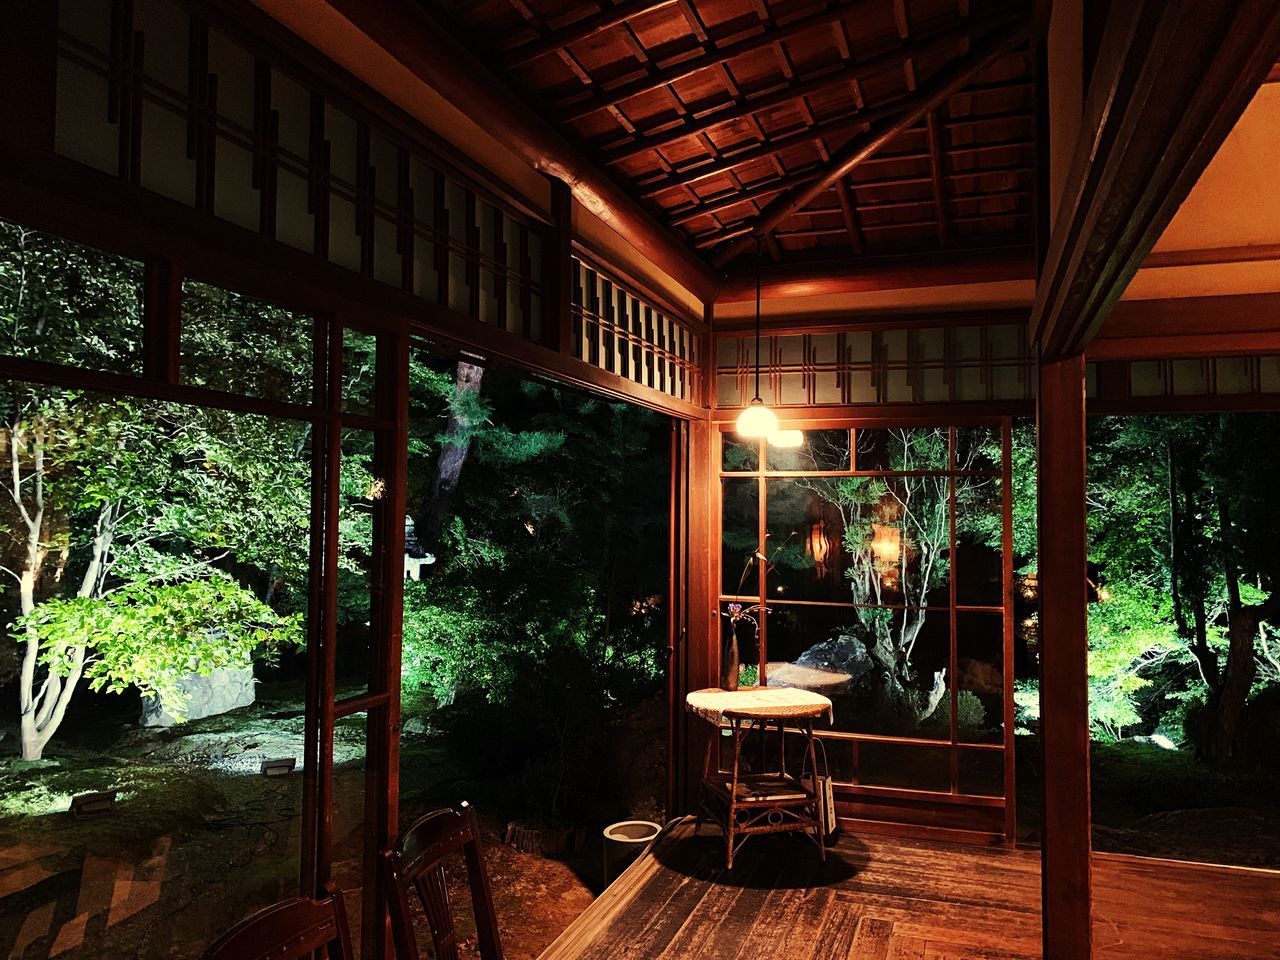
[203,888,353,960]
[381,801,504,960]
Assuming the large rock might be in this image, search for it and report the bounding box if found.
[795,633,875,686]
[140,664,256,727]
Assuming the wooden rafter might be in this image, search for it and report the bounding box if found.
[555,0,872,123]
[503,0,680,68]
[597,7,1017,164]
[710,18,1030,267]
[926,109,950,244]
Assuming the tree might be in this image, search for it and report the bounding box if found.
[779,428,999,729]
[1,220,316,758]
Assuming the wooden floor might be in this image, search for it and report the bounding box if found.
[540,819,1280,960]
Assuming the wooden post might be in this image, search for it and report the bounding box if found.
[1036,352,1092,960]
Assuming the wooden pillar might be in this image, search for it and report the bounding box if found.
[1036,352,1092,960]
[670,416,714,815]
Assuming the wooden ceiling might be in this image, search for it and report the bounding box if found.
[426,0,1040,272]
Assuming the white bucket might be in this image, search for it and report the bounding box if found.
[601,819,661,885]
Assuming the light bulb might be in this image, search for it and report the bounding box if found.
[735,398,778,437]
[767,429,804,448]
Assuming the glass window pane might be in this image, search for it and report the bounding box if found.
[957,612,1005,744]
[721,478,759,596]
[955,474,1004,607]
[182,280,313,403]
[332,711,370,953]
[958,748,1005,797]
[343,329,379,416]
[0,217,143,374]
[765,478,846,603]
[338,428,380,695]
[722,433,760,472]
[768,604,951,740]
[955,425,1002,472]
[855,426,950,472]
[858,742,951,792]
[764,428,851,471]
[841,476,953,608]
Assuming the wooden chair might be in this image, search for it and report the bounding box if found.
[203,886,353,960]
[381,801,504,960]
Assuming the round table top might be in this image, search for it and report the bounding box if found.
[685,686,833,724]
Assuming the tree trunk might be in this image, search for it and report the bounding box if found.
[1206,488,1257,767]
[419,361,484,553]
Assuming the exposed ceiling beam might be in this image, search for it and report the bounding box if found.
[638,94,910,200]
[503,0,679,69]
[555,0,874,124]
[711,18,1030,267]
[1090,293,1280,361]
[267,0,717,303]
[598,8,1018,164]
[926,110,950,245]
[1031,0,1280,359]
[714,245,1035,304]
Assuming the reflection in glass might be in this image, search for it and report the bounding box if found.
[858,741,951,792]
[856,426,950,472]
[957,613,1004,744]
[765,479,846,603]
[765,428,851,471]
[721,478,759,596]
[955,424,1002,472]
[955,474,1004,606]
[768,604,950,739]
[339,429,380,692]
[722,434,760,472]
[343,329,378,415]
[958,748,1004,797]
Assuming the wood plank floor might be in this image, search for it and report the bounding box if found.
[539,820,1280,960]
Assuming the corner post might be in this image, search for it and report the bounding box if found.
[1036,351,1092,959]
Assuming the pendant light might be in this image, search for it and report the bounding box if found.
[735,237,778,438]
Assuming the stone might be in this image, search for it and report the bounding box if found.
[139,665,256,727]
[795,633,875,686]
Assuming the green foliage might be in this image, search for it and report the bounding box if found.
[17,576,300,718]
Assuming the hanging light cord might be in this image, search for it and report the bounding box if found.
[753,236,763,402]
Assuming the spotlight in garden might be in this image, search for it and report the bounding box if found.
[70,789,118,819]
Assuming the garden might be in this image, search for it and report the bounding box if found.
[0,219,670,958]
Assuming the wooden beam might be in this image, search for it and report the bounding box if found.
[926,110,951,245]
[1089,292,1280,360]
[711,19,1030,267]
[599,9,1017,164]
[252,0,717,304]
[1036,353,1091,960]
[1030,0,1280,359]
[638,94,914,201]
[556,0,874,123]
[834,178,864,255]
[503,0,679,68]
[715,246,1034,303]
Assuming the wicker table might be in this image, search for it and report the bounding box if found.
[686,687,833,869]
